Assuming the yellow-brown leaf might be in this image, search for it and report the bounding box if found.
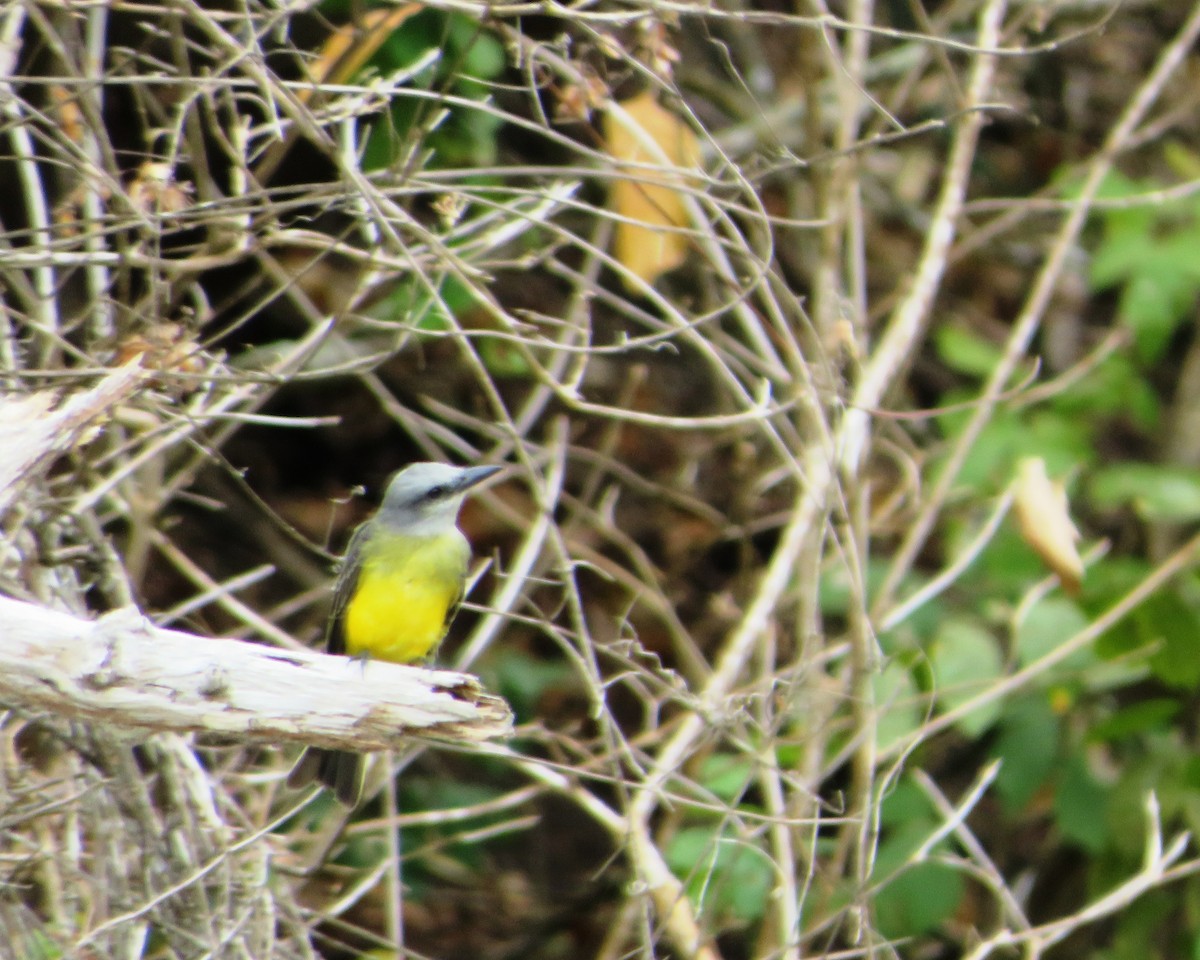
[603,92,700,290]
[1013,457,1084,595]
[303,5,420,102]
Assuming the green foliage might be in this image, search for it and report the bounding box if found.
[1091,577,1200,689]
[935,323,1004,378]
[873,860,964,940]
[871,779,966,939]
[1135,589,1200,690]
[872,656,928,750]
[929,616,1003,737]
[485,648,579,723]
[398,777,513,884]
[1090,463,1200,522]
[352,8,507,171]
[1087,171,1200,362]
[14,931,61,960]
[1048,350,1159,428]
[665,827,775,929]
[1087,699,1181,743]
[376,271,480,332]
[697,753,758,805]
[934,395,1097,491]
[1053,753,1110,853]
[902,162,1200,956]
[990,694,1060,812]
[1100,888,1179,960]
[1014,596,1091,670]
[320,1,522,371]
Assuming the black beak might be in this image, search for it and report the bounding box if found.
[454,464,502,492]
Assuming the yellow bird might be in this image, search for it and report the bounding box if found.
[288,462,500,806]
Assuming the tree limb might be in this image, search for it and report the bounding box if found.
[0,595,513,749]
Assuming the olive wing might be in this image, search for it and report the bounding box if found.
[324,519,372,657]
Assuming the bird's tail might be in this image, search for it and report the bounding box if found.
[287,747,363,807]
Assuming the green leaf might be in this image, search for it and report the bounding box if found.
[1090,207,1160,288]
[870,786,966,936]
[376,9,440,71]
[873,658,928,751]
[818,562,855,617]
[991,695,1060,812]
[666,827,774,927]
[1024,409,1096,469]
[934,324,1003,378]
[1014,596,1092,673]
[1119,267,1192,363]
[1087,171,1162,286]
[1088,699,1181,742]
[1047,353,1159,430]
[1086,556,1151,619]
[932,618,1003,737]
[1053,753,1109,853]
[878,778,935,830]
[935,404,1023,489]
[935,406,1092,493]
[353,10,507,171]
[1092,169,1145,202]
[1164,141,1200,180]
[961,522,1044,599]
[1083,164,1200,367]
[485,649,577,722]
[478,337,533,378]
[17,929,64,960]
[1137,591,1200,689]
[372,273,481,330]
[873,861,964,940]
[1090,464,1200,522]
[450,19,506,78]
[697,754,756,805]
[874,565,941,642]
[1108,881,1179,960]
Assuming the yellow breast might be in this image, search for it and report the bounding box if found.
[342,532,469,664]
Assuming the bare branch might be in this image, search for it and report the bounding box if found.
[0,596,512,751]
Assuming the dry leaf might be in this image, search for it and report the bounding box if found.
[0,362,145,514]
[48,85,84,146]
[554,68,608,124]
[113,322,204,379]
[304,5,420,101]
[603,92,700,290]
[1013,457,1084,595]
[127,162,193,216]
[637,21,681,81]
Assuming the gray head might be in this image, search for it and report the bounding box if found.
[377,462,500,535]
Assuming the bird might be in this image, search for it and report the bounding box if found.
[288,461,500,806]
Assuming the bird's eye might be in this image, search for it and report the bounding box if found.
[427,484,448,500]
